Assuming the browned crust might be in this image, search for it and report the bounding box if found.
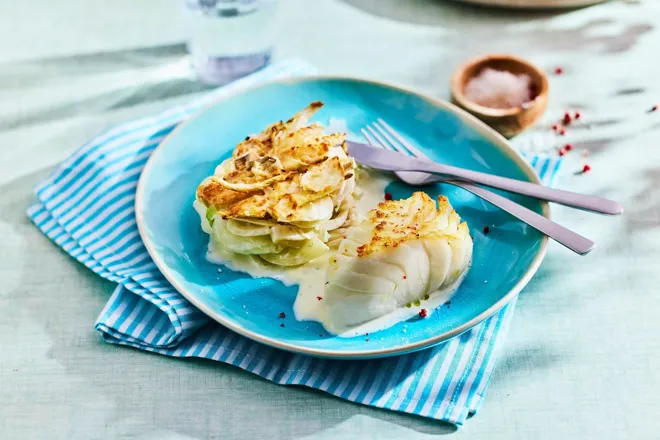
[356,193,458,257]
[196,101,354,221]
[196,180,255,208]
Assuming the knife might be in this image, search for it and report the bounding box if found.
[346,141,623,215]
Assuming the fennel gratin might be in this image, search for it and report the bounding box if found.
[195,102,359,267]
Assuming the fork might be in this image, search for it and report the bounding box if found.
[361,119,595,255]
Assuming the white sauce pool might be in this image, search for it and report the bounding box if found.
[198,170,466,337]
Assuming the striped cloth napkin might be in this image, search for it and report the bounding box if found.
[27,59,561,426]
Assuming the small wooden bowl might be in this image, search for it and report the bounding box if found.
[450,54,548,138]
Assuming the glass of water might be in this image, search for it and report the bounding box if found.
[182,0,278,85]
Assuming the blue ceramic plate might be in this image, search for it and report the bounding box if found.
[136,77,548,359]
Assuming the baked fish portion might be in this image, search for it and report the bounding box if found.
[324,192,472,331]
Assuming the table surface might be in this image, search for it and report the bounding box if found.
[1,0,659,438]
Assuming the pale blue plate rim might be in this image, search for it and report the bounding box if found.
[135,75,549,359]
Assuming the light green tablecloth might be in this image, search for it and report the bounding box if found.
[1,1,659,439]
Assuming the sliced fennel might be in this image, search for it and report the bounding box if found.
[270,225,315,243]
[260,237,328,266]
[290,219,325,229]
[226,219,271,237]
[214,220,283,255]
[320,208,349,233]
[238,217,279,227]
[283,196,334,223]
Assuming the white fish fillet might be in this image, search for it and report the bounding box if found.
[324,192,473,330]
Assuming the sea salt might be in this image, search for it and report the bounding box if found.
[464,68,533,109]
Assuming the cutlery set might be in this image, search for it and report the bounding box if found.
[348,120,622,255]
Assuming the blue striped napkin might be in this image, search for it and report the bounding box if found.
[27,59,561,426]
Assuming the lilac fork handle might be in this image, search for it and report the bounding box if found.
[347,141,623,215]
[357,124,599,255]
[421,161,622,215]
[450,180,595,255]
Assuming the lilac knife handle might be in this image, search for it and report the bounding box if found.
[452,181,595,255]
[420,161,623,215]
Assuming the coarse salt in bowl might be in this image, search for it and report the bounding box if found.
[450,54,548,138]
[464,68,533,110]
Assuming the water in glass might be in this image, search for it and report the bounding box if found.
[183,0,277,85]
